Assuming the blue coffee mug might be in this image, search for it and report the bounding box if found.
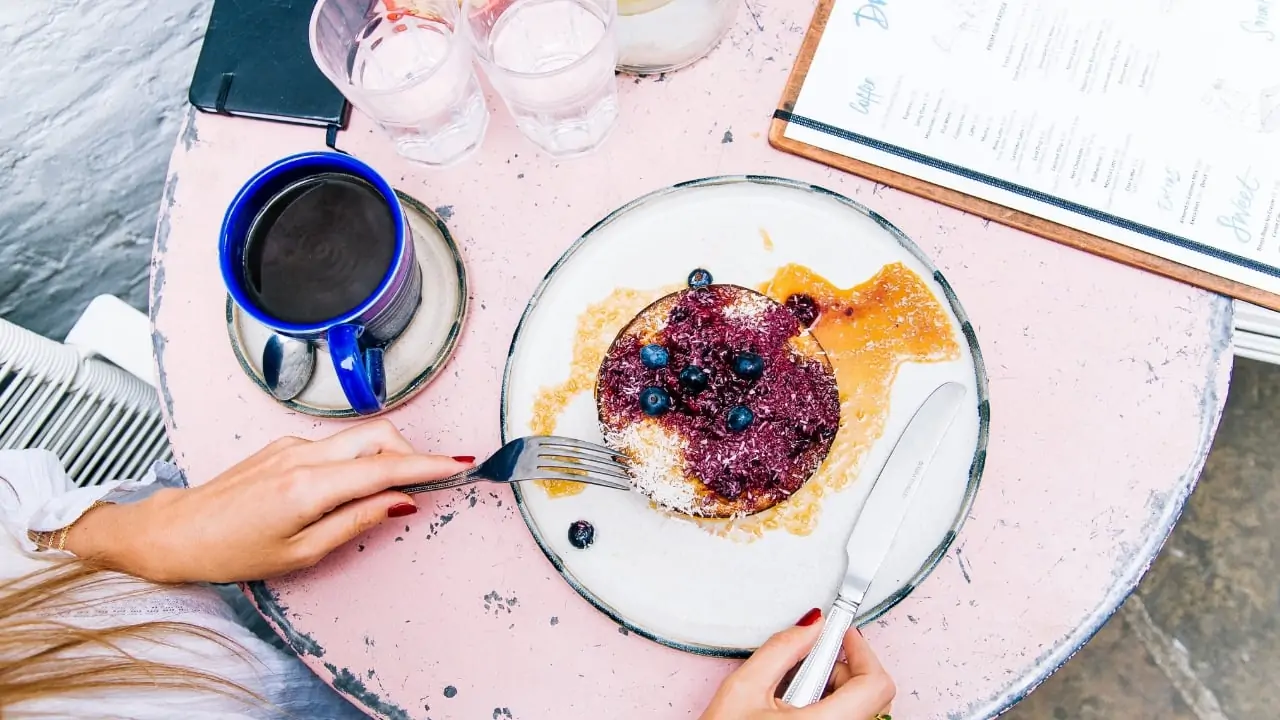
[219,152,422,416]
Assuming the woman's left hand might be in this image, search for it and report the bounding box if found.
[701,610,896,720]
[66,420,470,584]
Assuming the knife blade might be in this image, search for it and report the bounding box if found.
[782,381,966,707]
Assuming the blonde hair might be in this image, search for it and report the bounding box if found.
[0,559,263,714]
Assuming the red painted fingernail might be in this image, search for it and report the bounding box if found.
[387,503,418,518]
[451,455,476,463]
[796,608,822,626]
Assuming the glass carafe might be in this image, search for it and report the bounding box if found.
[616,0,737,74]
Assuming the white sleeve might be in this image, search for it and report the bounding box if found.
[0,449,187,556]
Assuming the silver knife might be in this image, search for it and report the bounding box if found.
[782,381,966,707]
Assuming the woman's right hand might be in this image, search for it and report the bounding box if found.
[701,610,896,720]
[66,420,472,584]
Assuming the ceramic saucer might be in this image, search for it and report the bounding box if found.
[227,192,466,418]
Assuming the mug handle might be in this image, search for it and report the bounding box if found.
[327,324,387,416]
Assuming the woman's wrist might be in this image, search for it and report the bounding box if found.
[27,500,108,553]
[62,500,154,577]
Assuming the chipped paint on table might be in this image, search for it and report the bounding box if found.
[149,1,1233,718]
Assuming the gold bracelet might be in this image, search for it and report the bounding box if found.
[28,500,110,552]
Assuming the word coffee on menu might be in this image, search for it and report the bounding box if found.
[786,0,1280,294]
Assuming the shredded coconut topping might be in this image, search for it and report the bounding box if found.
[606,421,697,514]
[721,290,774,322]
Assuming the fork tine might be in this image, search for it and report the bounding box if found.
[535,448,624,471]
[537,452,630,479]
[538,436,629,462]
[533,468,631,491]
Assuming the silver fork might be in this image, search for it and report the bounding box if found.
[393,436,632,494]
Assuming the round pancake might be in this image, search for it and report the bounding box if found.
[596,281,840,518]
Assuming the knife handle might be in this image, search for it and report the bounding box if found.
[781,601,858,708]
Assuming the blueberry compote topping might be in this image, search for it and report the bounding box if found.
[597,283,840,508]
[568,520,595,549]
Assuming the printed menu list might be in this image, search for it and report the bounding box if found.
[785,0,1280,294]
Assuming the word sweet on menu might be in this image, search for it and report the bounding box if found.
[785,0,1280,294]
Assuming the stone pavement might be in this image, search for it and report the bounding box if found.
[1006,358,1280,720]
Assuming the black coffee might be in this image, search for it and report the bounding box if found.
[243,173,396,325]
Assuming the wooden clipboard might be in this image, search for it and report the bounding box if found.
[769,0,1280,312]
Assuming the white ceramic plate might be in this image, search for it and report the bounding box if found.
[502,176,989,656]
[227,193,466,418]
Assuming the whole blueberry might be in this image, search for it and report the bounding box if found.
[785,293,820,327]
[568,520,595,549]
[726,406,754,432]
[639,386,672,416]
[678,365,709,393]
[640,343,669,369]
[687,268,714,288]
[732,352,765,380]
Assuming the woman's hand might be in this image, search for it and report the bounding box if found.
[701,610,896,720]
[66,420,471,584]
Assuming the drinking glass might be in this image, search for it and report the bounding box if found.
[310,0,490,166]
[463,0,620,157]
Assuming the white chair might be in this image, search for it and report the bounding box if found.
[1234,301,1280,365]
[0,295,170,487]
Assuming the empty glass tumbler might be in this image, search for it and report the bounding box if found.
[463,0,620,157]
[310,0,490,166]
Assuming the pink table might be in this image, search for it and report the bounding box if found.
[150,2,1233,718]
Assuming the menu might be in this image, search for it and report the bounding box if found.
[783,0,1280,295]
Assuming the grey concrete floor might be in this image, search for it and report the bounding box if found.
[1004,358,1280,720]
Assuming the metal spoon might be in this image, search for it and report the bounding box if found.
[262,333,315,401]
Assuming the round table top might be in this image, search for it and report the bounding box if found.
[150,2,1233,718]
